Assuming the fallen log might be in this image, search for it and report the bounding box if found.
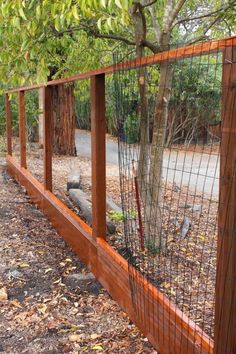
[69,189,116,234]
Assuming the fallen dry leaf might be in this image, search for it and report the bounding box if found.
[92,345,104,351]
[19,263,30,268]
[69,334,81,342]
[91,333,99,340]
[0,287,8,301]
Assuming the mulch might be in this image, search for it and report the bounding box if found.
[0,157,156,354]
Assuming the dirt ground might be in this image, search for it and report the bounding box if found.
[0,156,156,354]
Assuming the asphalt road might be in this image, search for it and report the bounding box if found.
[75,129,219,197]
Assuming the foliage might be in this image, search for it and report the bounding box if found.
[123,113,140,144]
[165,54,222,144]
[145,240,160,256]
[109,209,137,222]
[109,210,125,222]
[0,134,6,153]
[0,0,235,137]
[0,91,39,138]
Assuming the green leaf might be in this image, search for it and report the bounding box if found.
[19,7,27,21]
[12,17,21,29]
[115,0,123,9]
[55,16,60,32]
[107,17,112,29]
[72,5,79,20]
[97,18,102,30]
[36,5,41,20]
[100,0,106,8]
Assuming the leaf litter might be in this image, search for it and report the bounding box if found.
[0,158,156,354]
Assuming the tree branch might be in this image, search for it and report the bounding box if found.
[148,3,161,42]
[173,0,236,28]
[141,39,160,53]
[51,24,136,46]
[165,0,187,31]
[141,0,157,9]
[163,0,174,32]
[188,13,225,45]
[88,29,136,46]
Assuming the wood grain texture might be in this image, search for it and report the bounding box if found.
[214,45,236,354]
[18,91,26,169]
[91,75,106,239]
[5,94,12,156]
[43,86,53,191]
[6,155,214,354]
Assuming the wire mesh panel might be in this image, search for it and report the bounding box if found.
[113,44,223,346]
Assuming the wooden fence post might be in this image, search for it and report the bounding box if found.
[214,44,236,353]
[5,94,12,156]
[91,74,106,239]
[18,91,27,169]
[43,86,53,191]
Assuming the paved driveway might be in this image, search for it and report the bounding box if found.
[75,129,219,197]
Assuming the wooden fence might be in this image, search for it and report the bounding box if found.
[5,36,236,354]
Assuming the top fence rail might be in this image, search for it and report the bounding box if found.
[7,35,236,94]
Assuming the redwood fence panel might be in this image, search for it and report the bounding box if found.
[214,45,236,354]
[4,36,236,354]
[91,74,106,240]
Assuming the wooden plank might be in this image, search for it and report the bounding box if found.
[5,94,12,156]
[91,74,106,239]
[6,154,214,354]
[7,83,43,94]
[6,36,236,93]
[43,86,53,191]
[214,44,236,354]
[18,91,27,169]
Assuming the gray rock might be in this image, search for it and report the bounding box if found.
[107,221,116,234]
[67,170,81,191]
[66,273,95,282]
[0,207,9,218]
[9,269,23,279]
[63,272,101,294]
[191,204,202,212]
[180,203,202,213]
[170,218,180,229]
[181,217,191,239]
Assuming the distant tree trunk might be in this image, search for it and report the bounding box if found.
[52,83,76,156]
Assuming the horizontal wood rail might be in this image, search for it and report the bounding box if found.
[6,36,236,94]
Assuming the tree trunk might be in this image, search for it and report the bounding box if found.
[147,61,172,249]
[52,83,76,156]
[131,4,173,250]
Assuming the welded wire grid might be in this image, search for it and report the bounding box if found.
[113,42,223,347]
[75,81,91,131]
